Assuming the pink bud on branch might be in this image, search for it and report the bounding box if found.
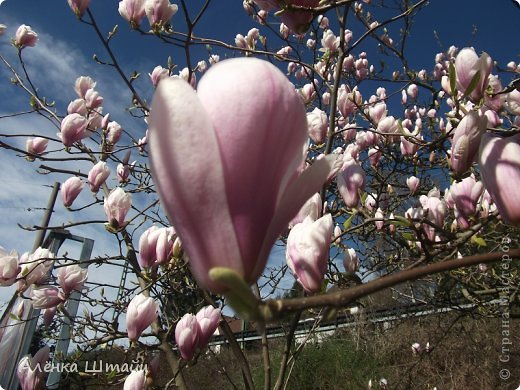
[126,293,158,341]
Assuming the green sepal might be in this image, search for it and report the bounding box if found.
[209,267,261,321]
[462,70,481,99]
[448,62,457,95]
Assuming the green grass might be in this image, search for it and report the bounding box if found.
[251,336,384,390]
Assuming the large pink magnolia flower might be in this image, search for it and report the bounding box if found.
[454,47,493,102]
[479,133,520,226]
[149,57,338,292]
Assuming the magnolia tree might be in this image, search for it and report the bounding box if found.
[0,0,519,389]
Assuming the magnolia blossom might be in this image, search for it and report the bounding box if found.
[119,0,147,27]
[454,47,493,102]
[117,163,130,183]
[14,25,38,48]
[74,76,96,98]
[104,187,132,228]
[337,85,362,118]
[126,293,158,341]
[148,57,338,292]
[196,305,221,348]
[343,248,358,273]
[505,89,520,116]
[406,176,420,194]
[0,24,6,36]
[17,346,50,390]
[18,247,54,290]
[337,160,366,209]
[450,111,487,175]
[374,208,384,230]
[306,107,328,144]
[0,246,19,286]
[30,286,64,309]
[68,0,90,17]
[450,175,484,226]
[279,0,320,34]
[479,133,520,225]
[321,29,339,52]
[61,176,84,207]
[67,98,88,115]
[42,306,57,327]
[57,264,88,295]
[286,214,333,293]
[106,121,123,146]
[88,161,110,192]
[420,193,447,241]
[138,225,174,268]
[25,137,48,160]
[406,84,419,100]
[175,313,200,360]
[60,113,89,147]
[149,65,169,87]
[145,0,178,30]
[124,370,146,390]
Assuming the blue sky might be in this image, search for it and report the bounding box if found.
[0,0,519,310]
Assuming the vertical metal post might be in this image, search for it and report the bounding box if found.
[47,236,94,389]
[1,182,59,390]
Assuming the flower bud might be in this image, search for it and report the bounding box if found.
[337,160,366,209]
[126,293,158,341]
[119,0,147,27]
[286,214,333,293]
[149,65,169,87]
[406,176,420,195]
[57,264,88,295]
[17,248,54,290]
[14,25,38,48]
[343,248,358,273]
[68,0,90,17]
[124,370,146,390]
[106,121,123,145]
[25,137,48,160]
[305,108,329,143]
[74,76,96,98]
[30,286,63,309]
[450,111,487,176]
[455,47,493,102]
[145,0,178,31]
[17,346,49,390]
[61,176,84,207]
[60,113,89,147]
[175,313,200,360]
[450,175,483,220]
[42,306,57,327]
[0,247,19,286]
[196,305,221,348]
[104,187,132,229]
[87,161,110,193]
